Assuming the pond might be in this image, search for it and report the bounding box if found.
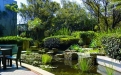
[42,58,121,75]
[21,52,121,75]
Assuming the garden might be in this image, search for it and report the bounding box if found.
[1,0,121,75]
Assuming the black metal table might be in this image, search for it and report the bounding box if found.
[0,48,12,69]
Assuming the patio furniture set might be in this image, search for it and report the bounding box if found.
[0,44,22,70]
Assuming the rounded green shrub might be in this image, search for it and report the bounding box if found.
[43,35,79,49]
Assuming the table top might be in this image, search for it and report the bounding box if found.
[0,45,15,46]
[0,48,12,51]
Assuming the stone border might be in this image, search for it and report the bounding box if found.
[97,56,121,73]
[21,62,54,75]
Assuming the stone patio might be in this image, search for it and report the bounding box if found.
[0,63,38,75]
[0,61,54,75]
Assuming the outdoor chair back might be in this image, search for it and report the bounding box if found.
[6,46,22,69]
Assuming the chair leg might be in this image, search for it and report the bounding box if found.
[19,59,21,66]
[16,59,18,69]
[0,58,1,68]
[7,59,10,66]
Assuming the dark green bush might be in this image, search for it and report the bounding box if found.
[43,37,60,48]
[101,34,121,60]
[43,35,79,49]
[80,31,96,45]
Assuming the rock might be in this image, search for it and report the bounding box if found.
[52,48,58,54]
[55,54,64,58]
[64,52,78,60]
[47,51,54,55]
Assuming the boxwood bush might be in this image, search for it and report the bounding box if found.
[43,35,79,49]
[101,34,121,60]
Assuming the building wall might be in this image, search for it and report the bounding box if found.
[0,0,17,36]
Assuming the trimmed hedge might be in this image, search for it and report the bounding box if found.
[101,34,121,60]
[72,31,96,45]
[0,36,32,45]
[43,35,79,49]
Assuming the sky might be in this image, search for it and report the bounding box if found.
[15,0,82,8]
[15,0,83,24]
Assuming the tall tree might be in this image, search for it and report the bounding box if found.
[82,0,121,31]
[19,0,60,26]
[19,0,60,40]
[53,0,97,31]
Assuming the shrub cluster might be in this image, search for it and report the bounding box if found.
[102,34,121,60]
[43,35,79,49]
[43,37,60,48]
[72,31,96,45]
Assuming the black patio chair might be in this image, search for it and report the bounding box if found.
[6,46,22,69]
[0,55,2,68]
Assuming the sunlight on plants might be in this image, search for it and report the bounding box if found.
[74,57,92,72]
[42,54,52,64]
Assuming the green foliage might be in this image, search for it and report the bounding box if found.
[53,27,71,35]
[0,36,32,44]
[105,63,114,75]
[42,54,52,64]
[89,40,97,48]
[72,31,96,45]
[101,34,121,60]
[76,58,92,72]
[43,35,79,49]
[5,3,18,12]
[60,37,79,45]
[71,31,83,45]
[69,44,84,52]
[80,31,96,45]
[43,37,60,48]
[20,32,26,37]
[69,44,80,51]
[89,32,107,48]
[21,53,41,66]
[88,49,100,54]
[26,48,32,55]
[71,31,81,38]
[83,0,121,30]
[28,18,43,30]
[55,1,96,31]
[19,0,60,26]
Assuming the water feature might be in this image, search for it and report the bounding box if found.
[42,58,121,75]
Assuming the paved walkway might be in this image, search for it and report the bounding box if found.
[0,63,38,75]
[0,61,54,75]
